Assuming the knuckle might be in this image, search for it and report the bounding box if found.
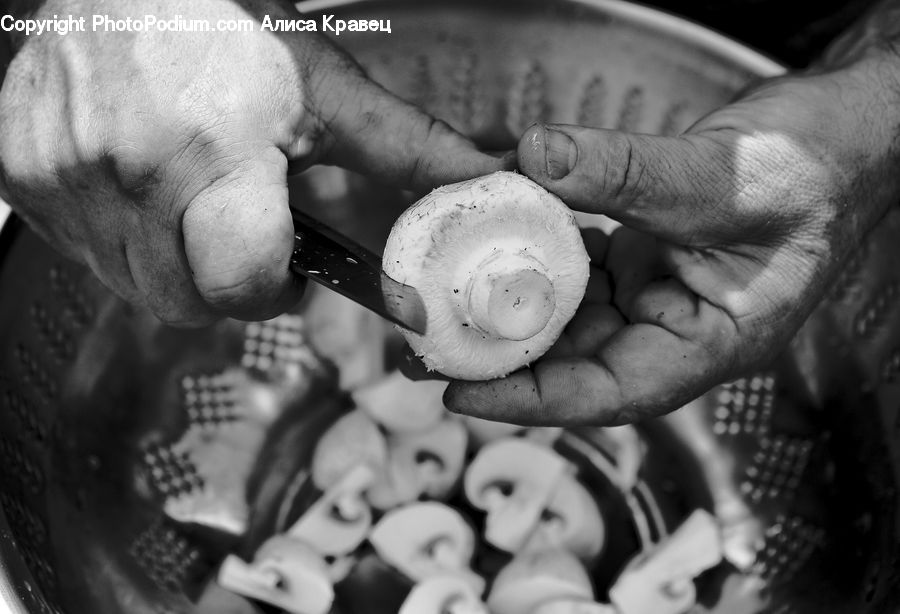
[601,131,638,202]
[408,117,456,188]
[103,142,163,200]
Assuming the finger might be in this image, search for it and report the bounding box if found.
[564,303,625,356]
[516,123,736,241]
[310,54,506,190]
[124,217,218,328]
[445,279,738,425]
[182,145,305,320]
[605,226,667,317]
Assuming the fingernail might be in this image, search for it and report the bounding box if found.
[544,127,576,180]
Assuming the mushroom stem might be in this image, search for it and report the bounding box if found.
[465,253,555,341]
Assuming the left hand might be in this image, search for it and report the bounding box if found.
[442,54,900,425]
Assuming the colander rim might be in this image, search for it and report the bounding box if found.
[0,0,787,612]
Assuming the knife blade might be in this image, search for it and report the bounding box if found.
[290,210,427,334]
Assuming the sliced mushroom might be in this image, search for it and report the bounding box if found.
[464,438,570,551]
[287,464,375,556]
[609,509,722,614]
[311,409,387,490]
[369,501,484,593]
[464,415,563,448]
[218,536,334,614]
[353,369,448,434]
[367,417,468,509]
[524,474,605,561]
[487,548,594,614]
[530,599,616,614]
[399,575,489,614]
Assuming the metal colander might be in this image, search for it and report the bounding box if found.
[2,0,900,613]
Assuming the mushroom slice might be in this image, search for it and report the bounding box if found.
[311,409,387,490]
[487,549,594,614]
[367,417,468,509]
[525,474,605,561]
[399,575,490,614]
[353,369,447,434]
[369,501,483,593]
[287,464,375,556]
[382,171,590,380]
[530,599,616,614]
[464,438,570,552]
[609,509,722,614]
[218,536,334,614]
[464,415,563,448]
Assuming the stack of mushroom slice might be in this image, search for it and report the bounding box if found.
[218,408,388,614]
[464,437,605,560]
[353,369,470,510]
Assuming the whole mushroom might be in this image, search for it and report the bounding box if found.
[382,171,590,380]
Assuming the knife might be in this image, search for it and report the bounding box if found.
[290,209,427,334]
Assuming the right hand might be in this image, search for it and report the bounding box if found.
[0,0,504,326]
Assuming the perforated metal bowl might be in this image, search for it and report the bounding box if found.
[2,1,900,613]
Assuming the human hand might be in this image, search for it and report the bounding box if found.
[443,51,900,425]
[0,0,503,326]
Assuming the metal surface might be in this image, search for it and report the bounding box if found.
[290,210,427,333]
[1,0,900,613]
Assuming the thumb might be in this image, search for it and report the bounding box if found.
[516,123,737,241]
[182,145,304,320]
[309,52,509,191]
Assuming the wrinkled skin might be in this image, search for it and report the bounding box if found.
[443,51,900,425]
[0,0,503,326]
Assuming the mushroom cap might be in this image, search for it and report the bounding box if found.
[382,171,590,380]
[311,409,387,490]
[463,437,570,551]
[288,464,375,556]
[369,501,482,592]
[488,549,594,614]
[353,369,448,434]
[367,417,468,509]
[399,575,489,614]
